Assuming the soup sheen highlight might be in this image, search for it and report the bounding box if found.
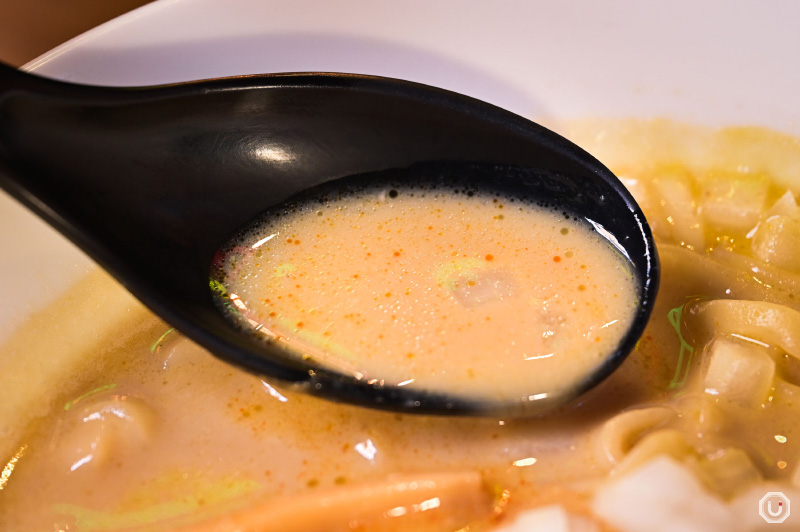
[3,121,800,532]
[212,186,637,403]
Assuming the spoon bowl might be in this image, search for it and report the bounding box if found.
[0,64,658,416]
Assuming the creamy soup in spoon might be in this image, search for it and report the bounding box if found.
[2,121,800,532]
[211,183,638,405]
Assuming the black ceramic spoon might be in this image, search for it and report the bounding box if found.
[0,63,658,416]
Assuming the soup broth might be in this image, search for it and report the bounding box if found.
[212,184,638,404]
[3,120,800,532]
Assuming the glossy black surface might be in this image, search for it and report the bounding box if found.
[0,63,659,415]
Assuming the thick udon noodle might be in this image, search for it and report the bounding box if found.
[2,120,800,532]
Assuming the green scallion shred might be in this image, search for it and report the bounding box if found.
[209,279,228,296]
[150,328,176,354]
[667,303,695,389]
[273,263,297,278]
[64,383,118,411]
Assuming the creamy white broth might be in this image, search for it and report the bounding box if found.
[212,185,637,404]
[3,121,800,531]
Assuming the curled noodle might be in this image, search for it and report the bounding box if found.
[686,299,800,359]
